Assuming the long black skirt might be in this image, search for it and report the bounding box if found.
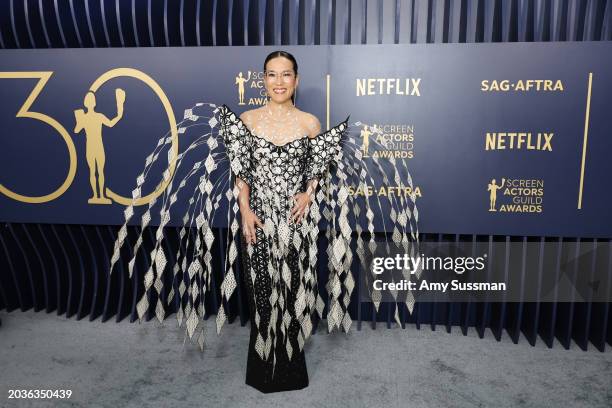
[239,232,310,393]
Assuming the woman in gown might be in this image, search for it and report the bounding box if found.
[230,50,339,392]
[109,50,419,394]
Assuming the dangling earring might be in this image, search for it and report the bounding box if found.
[293,87,297,107]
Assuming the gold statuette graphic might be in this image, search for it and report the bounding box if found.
[487,178,505,211]
[360,124,374,157]
[235,71,251,105]
[74,88,126,204]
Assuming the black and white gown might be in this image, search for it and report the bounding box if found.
[218,104,350,392]
[108,102,420,394]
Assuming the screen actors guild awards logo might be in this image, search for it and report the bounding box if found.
[357,122,414,159]
[487,177,543,213]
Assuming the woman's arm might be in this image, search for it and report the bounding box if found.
[305,178,319,199]
[236,176,250,211]
[290,114,322,223]
[236,111,263,243]
[237,111,254,212]
[305,114,322,200]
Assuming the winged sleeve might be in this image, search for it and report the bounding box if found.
[305,115,351,182]
[218,104,254,187]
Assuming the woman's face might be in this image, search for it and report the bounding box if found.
[264,56,298,105]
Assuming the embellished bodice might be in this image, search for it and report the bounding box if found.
[250,134,310,196]
[218,104,351,217]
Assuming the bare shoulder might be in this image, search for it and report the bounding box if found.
[298,111,321,138]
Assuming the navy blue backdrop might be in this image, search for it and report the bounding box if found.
[1,42,612,238]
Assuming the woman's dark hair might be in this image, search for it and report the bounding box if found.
[263,50,298,104]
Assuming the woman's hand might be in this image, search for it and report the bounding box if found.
[241,207,264,245]
[290,192,312,224]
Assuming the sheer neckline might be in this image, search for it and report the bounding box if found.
[220,104,350,147]
[251,132,309,147]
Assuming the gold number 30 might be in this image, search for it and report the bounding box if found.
[0,69,178,206]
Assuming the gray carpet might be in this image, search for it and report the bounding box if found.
[0,310,610,408]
